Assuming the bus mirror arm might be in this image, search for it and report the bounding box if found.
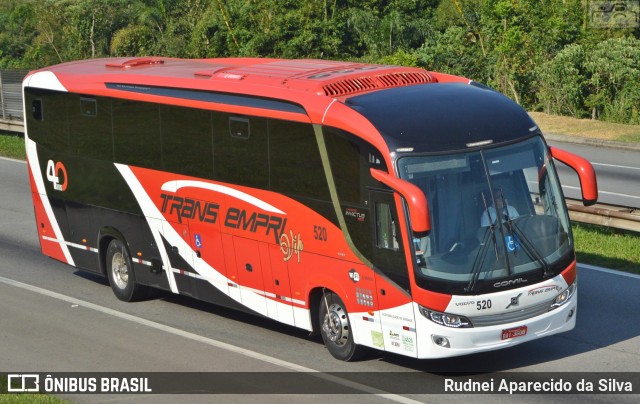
[549,146,598,206]
[370,168,431,234]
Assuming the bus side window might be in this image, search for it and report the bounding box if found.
[30,91,69,154]
[80,98,97,117]
[376,202,399,251]
[70,96,112,160]
[213,113,268,189]
[229,117,250,139]
[161,105,213,179]
[371,191,410,292]
[269,120,331,201]
[112,99,161,169]
[32,99,43,120]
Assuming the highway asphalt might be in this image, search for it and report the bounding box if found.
[545,136,640,208]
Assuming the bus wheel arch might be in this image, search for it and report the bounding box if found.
[98,227,127,277]
[308,288,324,337]
[317,289,366,361]
[99,229,148,302]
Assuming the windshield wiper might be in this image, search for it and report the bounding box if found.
[466,193,499,292]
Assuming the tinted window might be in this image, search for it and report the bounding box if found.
[25,90,69,154]
[161,105,213,179]
[376,201,399,250]
[213,113,268,189]
[270,120,330,201]
[323,126,391,262]
[69,96,113,160]
[372,192,409,291]
[323,127,361,205]
[112,100,161,169]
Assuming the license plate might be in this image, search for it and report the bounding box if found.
[501,325,527,340]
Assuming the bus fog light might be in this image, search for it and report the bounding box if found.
[550,283,577,310]
[567,308,575,321]
[432,335,450,348]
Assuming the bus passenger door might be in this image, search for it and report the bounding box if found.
[370,191,418,357]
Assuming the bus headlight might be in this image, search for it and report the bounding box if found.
[550,282,577,310]
[419,305,473,328]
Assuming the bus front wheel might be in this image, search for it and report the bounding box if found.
[105,238,147,302]
[319,291,365,361]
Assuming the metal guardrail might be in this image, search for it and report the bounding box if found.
[566,198,640,233]
[0,119,24,132]
[0,69,28,133]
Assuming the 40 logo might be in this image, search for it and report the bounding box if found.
[46,160,68,191]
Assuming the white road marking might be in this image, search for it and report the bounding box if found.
[592,162,640,171]
[0,275,421,403]
[561,184,640,200]
[578,263,640,280]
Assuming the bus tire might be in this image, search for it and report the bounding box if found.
[105,238,147,302]
[319,291,365,361]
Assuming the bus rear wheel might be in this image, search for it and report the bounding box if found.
[319,291,365,361]
[106,238,148,302]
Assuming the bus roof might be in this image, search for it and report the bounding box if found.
[26,57,469,121]
[34,56,447,97]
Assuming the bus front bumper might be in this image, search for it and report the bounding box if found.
[414,294,577,359]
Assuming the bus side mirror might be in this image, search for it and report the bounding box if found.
[370,168,431,234]
[549,146,598,206]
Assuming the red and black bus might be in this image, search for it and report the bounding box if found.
[23,57,597,360]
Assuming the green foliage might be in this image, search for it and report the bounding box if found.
[585,37,640,124]
[536,36,640,124]
[0,0,638,125]
[417,25,489,82]
[536,44,588,117]
[111,25,156,56]
[0,1,38,68]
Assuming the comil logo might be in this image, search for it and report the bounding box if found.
[46,160,68,191]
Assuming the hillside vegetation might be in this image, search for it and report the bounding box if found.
[1,0,639,125]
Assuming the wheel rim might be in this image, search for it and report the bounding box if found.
[322,303,349,346]
[111,250,129,290]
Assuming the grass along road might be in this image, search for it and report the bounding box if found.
[0,132,25,160]
[530,112,640,143]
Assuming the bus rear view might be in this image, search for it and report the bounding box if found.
[23,57,597,360]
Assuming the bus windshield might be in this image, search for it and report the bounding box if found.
[397,136,573,295]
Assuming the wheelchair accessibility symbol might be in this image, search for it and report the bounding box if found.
[505,235,520,252]
[195,234,202,248]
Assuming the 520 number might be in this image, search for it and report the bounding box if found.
[313,225,327,241]
[477,299,492,311]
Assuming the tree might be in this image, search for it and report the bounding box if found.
[0,1,39,68]
[585,37,640,123]
[417,26,489,82]
[536,43,587,117]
